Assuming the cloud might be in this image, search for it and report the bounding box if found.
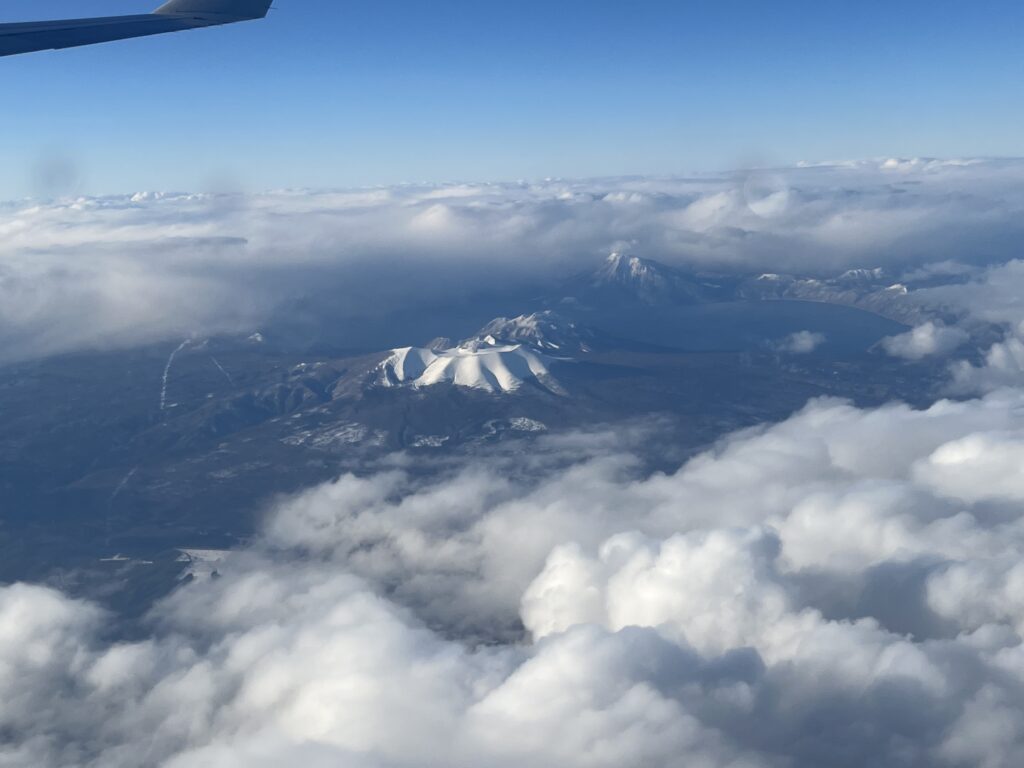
[773,330,826,354]
[6,390,1024,765]
[0,559,767,768]
[949,331,1024,394]
[881,322,969,360]
[913,432,1024,503]
[893,262,1024,391]
[915,261,1024,329]
[6,159,1024,362]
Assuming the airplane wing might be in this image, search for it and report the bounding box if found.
[0,0,272,58]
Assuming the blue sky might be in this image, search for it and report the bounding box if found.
[2,0,1024,197]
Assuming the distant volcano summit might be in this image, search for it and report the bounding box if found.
[566,252,716,306]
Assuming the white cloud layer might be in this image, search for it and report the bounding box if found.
[6,158,1024,361]
[7,390,1024,766]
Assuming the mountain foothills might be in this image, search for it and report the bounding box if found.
[0,251,980,613]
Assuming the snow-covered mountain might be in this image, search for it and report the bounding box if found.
[374,312,590,395]
[465,311,595,354]
[580,252,712,305]
[378,344,565,395]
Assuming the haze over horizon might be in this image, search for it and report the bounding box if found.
[4,0,1024,197]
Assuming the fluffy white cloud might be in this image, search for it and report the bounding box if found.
[950,332,1024,393]
[523,529,792,657]
[913,431,1024,503]
[881,321,969,360]
[5,391,1024,765]
[0,560,769,768]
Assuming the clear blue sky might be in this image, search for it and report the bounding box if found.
[2,0,1024,197]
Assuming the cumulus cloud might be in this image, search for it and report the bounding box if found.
[949,327,1024,394]
[881,321,969,360]
[6,158,1024,361]
[6,390,1024,765]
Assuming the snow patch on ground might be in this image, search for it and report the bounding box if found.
[410,435,450,449]
[282,422,384,450]
[509,417,548,432]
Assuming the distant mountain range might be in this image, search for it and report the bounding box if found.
[736,269,924,324]
[552,252,923,324]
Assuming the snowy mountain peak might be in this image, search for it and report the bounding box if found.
[581,252,708,305]
[465,311,592,353]
[378,343,565,395]
[596,252,668,289]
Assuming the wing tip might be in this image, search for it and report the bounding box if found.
[154,0,273,20]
